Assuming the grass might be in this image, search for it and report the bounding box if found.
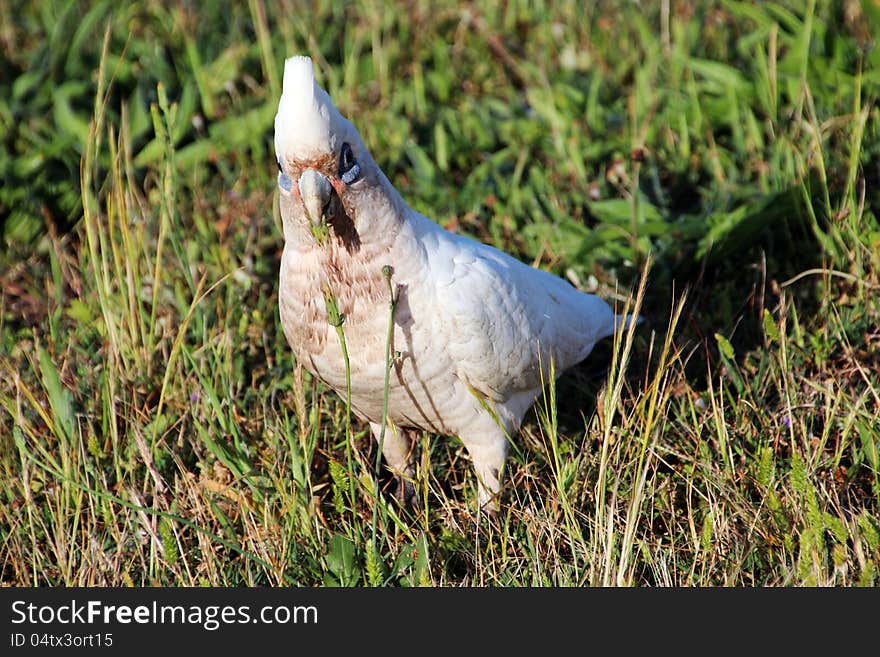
[1,0,879,586]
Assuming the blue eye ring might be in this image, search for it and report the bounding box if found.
[278,172,293,192]
[341,161,361,185]
[339,142,360,184]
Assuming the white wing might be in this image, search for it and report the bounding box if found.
[412,213,618,402]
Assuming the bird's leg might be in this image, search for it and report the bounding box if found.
[459,426,509,513]
[369,421,415,505]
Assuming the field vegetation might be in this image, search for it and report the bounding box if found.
[1,0,878,585]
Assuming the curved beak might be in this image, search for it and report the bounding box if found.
[298,169,332,227]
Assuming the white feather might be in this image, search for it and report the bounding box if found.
[274,56,339,159]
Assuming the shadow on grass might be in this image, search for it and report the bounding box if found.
[538,181,834,516]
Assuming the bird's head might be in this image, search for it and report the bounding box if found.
[274,56,400,249]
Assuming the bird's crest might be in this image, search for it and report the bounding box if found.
[274,56,341,160]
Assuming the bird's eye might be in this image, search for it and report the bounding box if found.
[338,142,361,185]
[278,172,293,192]
[276,159,293,192]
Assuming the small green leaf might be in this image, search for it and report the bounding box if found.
[325,533,359,586]
[323,288,344,327]
[762,309,780,344]
[714,333,735,360]
[701,513,714,553]
[328,460,349,515]
[366,542,385,587]
[756,446,774,489]
[857,420,878,470]
[414,533,431,587]
[67,299,93,324]
[859,513,879,551]
[52,82,91,145]
[858,562,876,587]
[832,543,847,567]
[159,518,178,567]
[36,345,74,442]
[823,513,848,544]
[87,435,102,461]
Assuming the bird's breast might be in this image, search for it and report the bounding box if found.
[278,241,470,432]
[279,242,389,355]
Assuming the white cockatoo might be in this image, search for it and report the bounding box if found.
[274,56,629,510]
